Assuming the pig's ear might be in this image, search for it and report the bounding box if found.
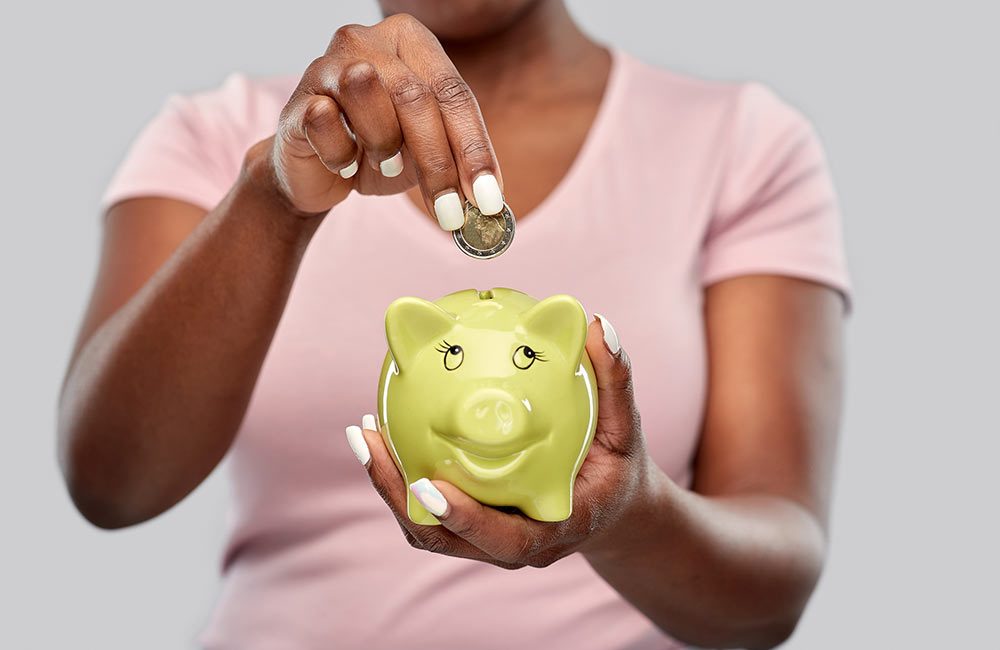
[385,297,457,371]
[518,295,588,368]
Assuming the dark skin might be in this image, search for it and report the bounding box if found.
[58,1,844,648]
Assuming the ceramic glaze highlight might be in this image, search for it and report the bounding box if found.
[377,287,598,525]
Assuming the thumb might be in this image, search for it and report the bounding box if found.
[586,313,643,456]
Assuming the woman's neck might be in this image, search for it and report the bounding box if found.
[439,0,605,107]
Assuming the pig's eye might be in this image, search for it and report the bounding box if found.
[435,340,464,371]
[513,345,546,370]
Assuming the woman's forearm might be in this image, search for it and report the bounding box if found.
[58,141,321,529]
[583,467,826,649]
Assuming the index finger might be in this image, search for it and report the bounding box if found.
[396,31,506,215]
[429,480,555,566]
[353,424,503,563]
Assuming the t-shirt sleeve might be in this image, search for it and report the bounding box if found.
[701,82,851,309]
[100,74,254,213]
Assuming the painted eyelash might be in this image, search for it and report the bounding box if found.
[435,339,453,353]
[532,349,548,362]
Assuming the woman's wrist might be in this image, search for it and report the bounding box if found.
[580,460,677,563]
[237,137,330,243]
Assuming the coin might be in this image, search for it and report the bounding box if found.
[453,201,516,259]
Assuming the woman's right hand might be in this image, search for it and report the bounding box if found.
[263,13,505,227]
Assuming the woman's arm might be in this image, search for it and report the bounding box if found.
[348,274,842,647]
[582,276,844,649]
[60,14,506,529]
[59,143,320,529]
[346,273,843,648]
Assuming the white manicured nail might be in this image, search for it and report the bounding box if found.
[380,151,404,177]
[409,478,448,516]
[594,313,620,354]
[345,425,371,465]
[433,192,465,231]
[362,413,377,431]
[472,173,503,215]
[339,159,358,179]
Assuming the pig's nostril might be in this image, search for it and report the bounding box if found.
[494,402,513,435]
[495,401,512,422]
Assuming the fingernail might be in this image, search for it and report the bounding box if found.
[345,425,371,465]
[594,313,621,354]
[472,173,503,215]
[379,151,404,177]
[433,192,465,231]
[409,478,448,516]
[339,159,359,179]
[337,160,358,178]
[362,413,377,431]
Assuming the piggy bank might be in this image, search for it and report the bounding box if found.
[376,287,598,525]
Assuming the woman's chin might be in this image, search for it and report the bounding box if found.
[377,0,538,41]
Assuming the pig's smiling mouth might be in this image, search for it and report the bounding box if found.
[431,428,540,473]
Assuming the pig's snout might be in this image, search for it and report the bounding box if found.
[449,388,533,457]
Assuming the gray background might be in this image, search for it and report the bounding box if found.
[2,1,997,647]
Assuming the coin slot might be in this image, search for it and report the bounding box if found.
[478,290,495,300]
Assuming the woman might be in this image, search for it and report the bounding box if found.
[58,1,849,648]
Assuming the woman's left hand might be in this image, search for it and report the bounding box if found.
[348,314,659,570]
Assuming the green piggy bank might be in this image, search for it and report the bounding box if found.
[376,287,598,525]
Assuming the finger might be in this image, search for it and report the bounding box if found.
[411,478,548,566]
[376,56,466,230]
[349,418,502,565]
[271,62,362,214]
[356,420,421,515]
[330,59,405,177]
[399,36,505,215]
[276,93,320,161]
[303,95,360,179]
[586,314,644,457]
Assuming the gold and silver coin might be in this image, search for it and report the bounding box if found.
[453,201,515,259]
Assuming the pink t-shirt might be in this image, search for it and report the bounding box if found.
[102,48,850,649]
